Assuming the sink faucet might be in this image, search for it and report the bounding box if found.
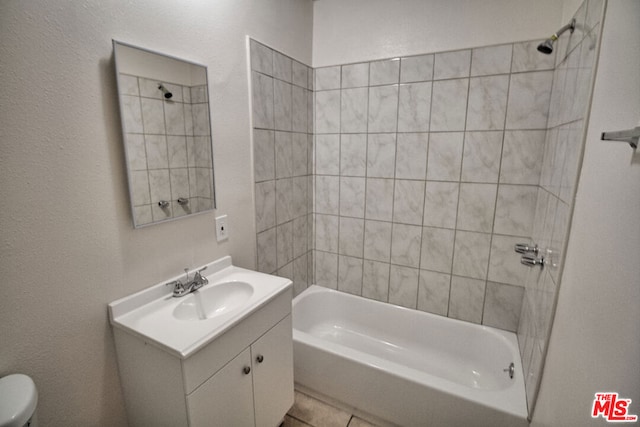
[166,267,209,297]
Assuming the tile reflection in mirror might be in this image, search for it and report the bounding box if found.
[113,40,216,227]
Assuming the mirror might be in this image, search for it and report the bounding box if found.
[113,40,216,228]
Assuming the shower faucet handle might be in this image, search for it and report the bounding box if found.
[515,243,539,255]
[521,254,545,269]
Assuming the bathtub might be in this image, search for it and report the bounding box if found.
[292,285,528,427]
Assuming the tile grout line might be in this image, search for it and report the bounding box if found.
[445,53,473,320]
[359,63,371,297]
[336,66,344,292]
[388,61,402,305]
[416,57,436,311]
[481,42,515,327]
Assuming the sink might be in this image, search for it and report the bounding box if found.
[173,281,254,321]
[108,256,292,358]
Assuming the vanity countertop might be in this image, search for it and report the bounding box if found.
[108,256,292,358]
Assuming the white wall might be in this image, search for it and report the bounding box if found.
[0,0,312,425]
[312,0,563,67]
[532,1,640,425]
[562,0,585,22]
[115,43,207,86]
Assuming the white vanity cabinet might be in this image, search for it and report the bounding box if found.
[187,315,293,427]
[112,282,293,427]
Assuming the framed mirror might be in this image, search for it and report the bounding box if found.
[113,40,216,228]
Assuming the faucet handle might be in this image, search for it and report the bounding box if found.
[166,280,181,288]
[194,266,208,286]
[515,243,539,255]
[521,254,545,268]
[166,280,186,297]
[184,268,190,282]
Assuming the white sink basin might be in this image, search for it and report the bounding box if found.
[173,281,254,321]
[108,256,292,358]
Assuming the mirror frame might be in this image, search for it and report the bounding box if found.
[113,40,217,228]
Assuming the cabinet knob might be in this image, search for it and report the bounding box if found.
[243,366,251,375]
[256,355,264,363]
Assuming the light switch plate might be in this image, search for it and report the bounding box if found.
[215,215,228,242]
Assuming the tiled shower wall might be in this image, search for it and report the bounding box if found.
[518,0,604,412]
[119,75,214,226]
[250,40,314,296]
[312,42,556,332]
[250,0,604,413]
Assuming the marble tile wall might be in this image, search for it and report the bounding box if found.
[120,76,214,226]
[518,0,604,413]
[250,0,603,414]
[250,40,314,296]
[312,40,556,332]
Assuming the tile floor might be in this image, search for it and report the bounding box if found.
[285,390,379,427]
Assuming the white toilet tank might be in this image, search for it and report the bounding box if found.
[0,374,38,427]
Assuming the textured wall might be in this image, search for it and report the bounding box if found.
[0,1,312,425]
[312,0,564,67]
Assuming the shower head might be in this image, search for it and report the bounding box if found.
[158,83,173,99]
[537,39,554,55]
[537,18,576,55]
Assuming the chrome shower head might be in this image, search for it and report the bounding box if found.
[158,83,173,99]
[537,39,555,55]
[537,18,576,55]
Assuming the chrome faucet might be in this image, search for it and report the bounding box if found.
[166,266,209,297]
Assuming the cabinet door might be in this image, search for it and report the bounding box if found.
[187,347,255,427]
[251,315,294,427]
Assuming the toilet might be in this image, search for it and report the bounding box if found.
[0,374,38,427]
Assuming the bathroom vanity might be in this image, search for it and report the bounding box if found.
[108,257,293,427]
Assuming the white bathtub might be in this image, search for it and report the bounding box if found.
[292,285,528,427]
